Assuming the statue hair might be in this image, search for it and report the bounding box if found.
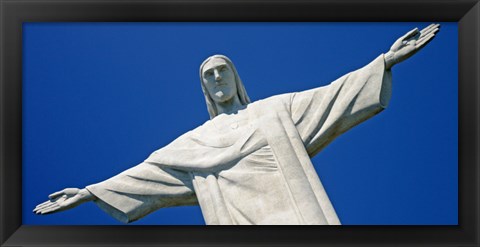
[199,55,251,119]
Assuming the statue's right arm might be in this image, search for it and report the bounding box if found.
[33,187,97,215]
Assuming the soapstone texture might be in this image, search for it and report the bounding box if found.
[85,54,391,225]
[33,24,440,225]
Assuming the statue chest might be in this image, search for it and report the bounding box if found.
[199,108,257,147]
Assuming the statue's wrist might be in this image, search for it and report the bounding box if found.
[79,188,95,202]
[384,51,396,70]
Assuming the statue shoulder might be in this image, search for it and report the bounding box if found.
[256,92,294,108]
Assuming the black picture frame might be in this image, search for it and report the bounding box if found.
[1,0,478,246]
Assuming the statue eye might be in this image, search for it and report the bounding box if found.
[204,71,213,77]
[220,66,227,72]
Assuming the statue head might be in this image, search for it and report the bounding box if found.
[199,55,251,119]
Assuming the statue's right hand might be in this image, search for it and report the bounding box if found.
[33,188,91,214]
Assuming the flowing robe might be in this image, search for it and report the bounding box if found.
[86,55,392,225]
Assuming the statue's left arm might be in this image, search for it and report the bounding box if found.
[289,24,439,157]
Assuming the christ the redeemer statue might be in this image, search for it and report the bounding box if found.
[34,24,440,225]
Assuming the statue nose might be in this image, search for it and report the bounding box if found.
[214,70,222,82]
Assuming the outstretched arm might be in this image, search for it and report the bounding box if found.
[33,188,96,215]
[34,162,197,223]
[385,23,440,70]
[290,24,440,156]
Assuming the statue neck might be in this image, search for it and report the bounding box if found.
[215,95,244,116]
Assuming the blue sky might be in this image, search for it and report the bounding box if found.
[22,22,457,225]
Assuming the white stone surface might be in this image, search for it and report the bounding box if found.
[33,24,440,225]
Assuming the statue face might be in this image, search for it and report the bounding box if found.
[202,58,238,104]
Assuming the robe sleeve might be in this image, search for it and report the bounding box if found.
[289,54,392,157]
[85,162,197,223]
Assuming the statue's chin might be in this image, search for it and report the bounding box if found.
[215,91,225,98]
[212,90,236,104]
[213,92,229,103]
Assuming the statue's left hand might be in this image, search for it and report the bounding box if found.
[385,23,440,69]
